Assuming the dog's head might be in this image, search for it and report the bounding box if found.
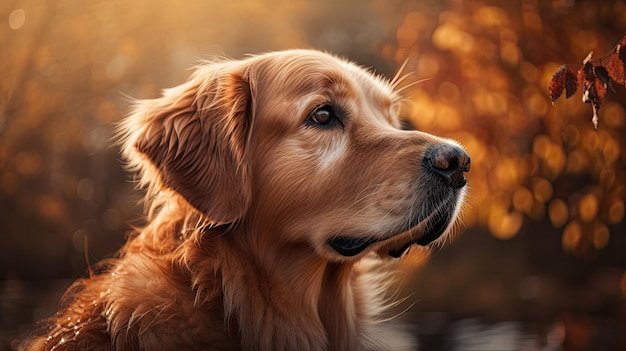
[120,49,469,261]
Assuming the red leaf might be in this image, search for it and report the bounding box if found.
[549,65,568,102]
[620,40,626,82]
[594,77,606,106]
[593,65,610,86]
[564,66,577,98]
[577,67,585,90]
[606,49,625,85]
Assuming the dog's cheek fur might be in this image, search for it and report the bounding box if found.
[248,125,424,232]
[120,68,253,224]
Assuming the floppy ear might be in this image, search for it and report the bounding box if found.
[120,62,253,224]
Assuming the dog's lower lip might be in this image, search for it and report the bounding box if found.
[330,206,452,258]
[388,206,451,258]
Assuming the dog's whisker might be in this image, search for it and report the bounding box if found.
[393,77,434,96]
[391,57,410,86]
[390,72,414,91]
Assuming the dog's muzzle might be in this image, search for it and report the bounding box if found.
[329,143,470,258]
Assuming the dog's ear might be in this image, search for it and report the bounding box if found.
[120,62,253,224]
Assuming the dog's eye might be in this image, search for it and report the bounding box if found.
[307,105,344,129]
[312,106,333,125]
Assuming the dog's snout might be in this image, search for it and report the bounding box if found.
[426,144,471,188]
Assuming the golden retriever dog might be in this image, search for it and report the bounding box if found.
[26,49,470,351]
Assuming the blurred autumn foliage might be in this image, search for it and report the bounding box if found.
[1,0,626,349]
[385,1,625,256]
[550,36,626,129]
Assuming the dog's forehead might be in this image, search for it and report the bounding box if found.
[254,51,394,100]
[249,50,399,128]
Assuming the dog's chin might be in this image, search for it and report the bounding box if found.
[327,194,463,260]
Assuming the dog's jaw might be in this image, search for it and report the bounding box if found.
[326,185,467,259]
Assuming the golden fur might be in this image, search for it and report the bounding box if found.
[25,50,469,351]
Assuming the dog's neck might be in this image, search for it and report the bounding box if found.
[217,227,374,351]
[142,200,383,350]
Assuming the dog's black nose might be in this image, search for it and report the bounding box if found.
[425,144,471,189]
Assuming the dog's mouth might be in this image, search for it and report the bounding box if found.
[327,198,457,258]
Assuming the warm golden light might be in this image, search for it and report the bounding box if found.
[488,207,523,240]
[532,177,553,204]
[579,193,599,224]
[592,223,610,250]
[8,8,25,30]
[562,221,582,253]
[513,186,534,214]
[608,200,625,224]
[548,199,569,228]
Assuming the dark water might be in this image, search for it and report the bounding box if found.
[0,280,569,351]
[0,280,69,351]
